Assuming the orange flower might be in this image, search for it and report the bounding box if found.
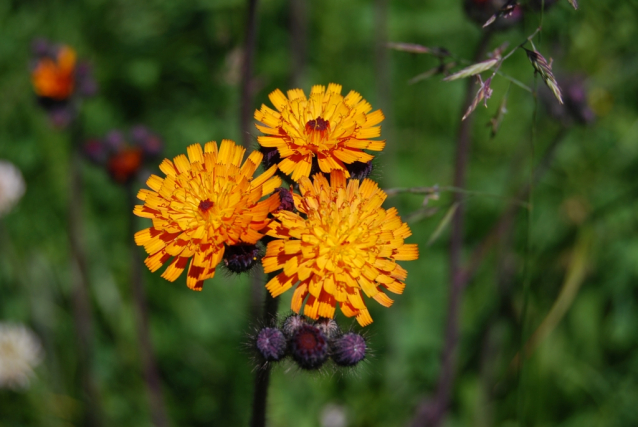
[254,83,385,182]
[262,171,418,326]
[134,140,282,290]
[31,46,76,100]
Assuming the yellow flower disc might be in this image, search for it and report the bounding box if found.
[263,171,418,326]
[134,140,282,290]
[31,46,76,100]
[254,83,385,182]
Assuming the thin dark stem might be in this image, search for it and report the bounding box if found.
[240,0,265,324]
[240,0,260,149]
[127,184,170,427]
[250,276,280,427]
[411,30,493,427]
[68,124,102,426]
[289,0,307,87]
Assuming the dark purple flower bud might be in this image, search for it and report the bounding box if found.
[331,333,366,367]
[314,318,341,340]
[345,161,373,181]
[290,324,328,370]
[76,62,98,97]
[83,139,107,165]
[260,146,281,170]
[31,38,51,57]
[274,187,295,212]
[103,130,126,153]
[131,125,151,143]
[255,327,287,362]
[281,314,307,338]
[223,244,260,273]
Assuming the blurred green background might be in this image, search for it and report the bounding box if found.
[2,0,638,426]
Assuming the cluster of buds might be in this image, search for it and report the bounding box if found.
[30,38,97,128]
[253,314,367,371]
[83,126,163,184]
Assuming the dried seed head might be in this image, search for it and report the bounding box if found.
[255,327,287,362]
[444,58,500,82]
[331,333,367,367]
[462,76,493,121]
[524,48,563,104]
[223,244,260,274]
[290,324,328,370]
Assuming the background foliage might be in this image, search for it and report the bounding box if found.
[1,0,638,426]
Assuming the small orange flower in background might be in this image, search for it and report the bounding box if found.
[262,171,418,326]
[134,140,282,290]
[254,83,385,182]
[31,45,76,100]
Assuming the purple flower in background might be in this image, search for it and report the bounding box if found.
[82,126,164,184]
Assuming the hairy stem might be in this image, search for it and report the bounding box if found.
[127,184,170,427]
[250,278,280,427]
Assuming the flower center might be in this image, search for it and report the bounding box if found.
[305,117,330,144]
[297,331,318,350]
[198,199,214,213]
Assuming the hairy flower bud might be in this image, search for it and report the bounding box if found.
[314,318,341,340]
[345,161,373,181]
[331,333,366,367]
[223,244,260,274]
[281,314,307,338]
[290,324,328,370]
[274,187,295,212]
[255,327,287,362]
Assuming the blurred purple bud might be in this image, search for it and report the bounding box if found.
[83,139,107,165]
[104,130,125,153]
[31,38,51,57]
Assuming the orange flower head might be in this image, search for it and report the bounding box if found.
[31,46,76,100]
[254,83,385,182]
[262,171,418,326]
[134,140,282,290]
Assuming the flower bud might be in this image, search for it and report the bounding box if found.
[260,146,281,170]
[331,333,366,367]
[274,187,295,212]
[345,161,373,181]
[255,327,287,362]
[314,318,341,340]
[281,314,307,338]
[223,244,260,274]
[290,324,328,370]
